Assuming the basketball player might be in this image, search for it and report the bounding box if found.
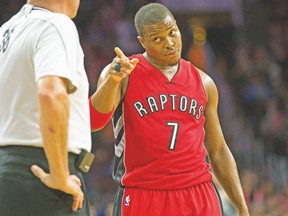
[0,0,92,215]
[89,3,249,216]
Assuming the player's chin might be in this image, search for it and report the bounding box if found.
[168,57,181,66]
[170,53,181,62]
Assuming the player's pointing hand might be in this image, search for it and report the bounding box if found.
[109,47,138,81]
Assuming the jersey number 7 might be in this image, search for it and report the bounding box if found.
[166,122,179,150]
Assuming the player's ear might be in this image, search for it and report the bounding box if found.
[137,36,146,49]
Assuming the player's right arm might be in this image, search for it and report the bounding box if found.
[90,47,138,131]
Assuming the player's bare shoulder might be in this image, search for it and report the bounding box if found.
[195,67,218,100]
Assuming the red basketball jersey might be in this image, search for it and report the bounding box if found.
[112,54,212,190]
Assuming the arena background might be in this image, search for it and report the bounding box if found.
[1,0,288,215]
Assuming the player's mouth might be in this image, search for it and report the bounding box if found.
[165,49,179,57]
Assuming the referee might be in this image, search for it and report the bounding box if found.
[0,1,92,216]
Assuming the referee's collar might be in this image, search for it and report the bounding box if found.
[32,6,53,13]
[20,4,53,15]
[20,4,33,14]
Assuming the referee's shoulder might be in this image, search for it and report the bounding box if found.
[46,13,75,29]
[30,12,76,32]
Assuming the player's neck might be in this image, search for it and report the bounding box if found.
[142,52,179,81]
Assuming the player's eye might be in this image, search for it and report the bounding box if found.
[170,30,176,36]
[153,37,161,43]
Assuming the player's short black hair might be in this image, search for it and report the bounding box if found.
[134,3,175,36]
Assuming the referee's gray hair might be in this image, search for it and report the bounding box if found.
[134,3,175,36]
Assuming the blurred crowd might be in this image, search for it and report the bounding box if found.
[1,0,288,215]
[227,1,288,215]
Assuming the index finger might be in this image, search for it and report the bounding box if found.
[72,188,84,211]
[114,47,128,61]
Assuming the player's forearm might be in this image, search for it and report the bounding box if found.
[38,89,70,184]
[90,75,120,113]
[210,146,249,214]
